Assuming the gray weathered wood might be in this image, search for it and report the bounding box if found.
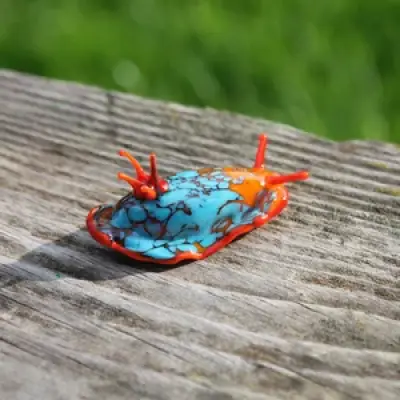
[0,69,399,400]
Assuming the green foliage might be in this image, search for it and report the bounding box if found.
[1,0,399,143]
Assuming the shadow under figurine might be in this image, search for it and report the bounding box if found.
[87,133,309,264]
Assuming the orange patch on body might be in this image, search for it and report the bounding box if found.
[197,166,280,208]
[194,242,206,253]
[223,168,265,207]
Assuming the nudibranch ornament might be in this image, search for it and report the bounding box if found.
[86,134,309,264]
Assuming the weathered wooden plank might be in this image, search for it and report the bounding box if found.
[0,69,399,400]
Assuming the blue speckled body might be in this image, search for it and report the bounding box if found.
[92,169,276,260]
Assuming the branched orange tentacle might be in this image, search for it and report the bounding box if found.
[117,172,143,192]
[117,149,168,200]
[117,172,157,200]
[118,150,148,181]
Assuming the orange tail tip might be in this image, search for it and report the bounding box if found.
[117,149,168,200]
[266,170,309,186]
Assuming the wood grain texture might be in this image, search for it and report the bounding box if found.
[0,69,399,400]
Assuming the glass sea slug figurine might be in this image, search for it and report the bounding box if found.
[86,134,309,264]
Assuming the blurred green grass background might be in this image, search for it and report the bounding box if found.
[1,0,399,143]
